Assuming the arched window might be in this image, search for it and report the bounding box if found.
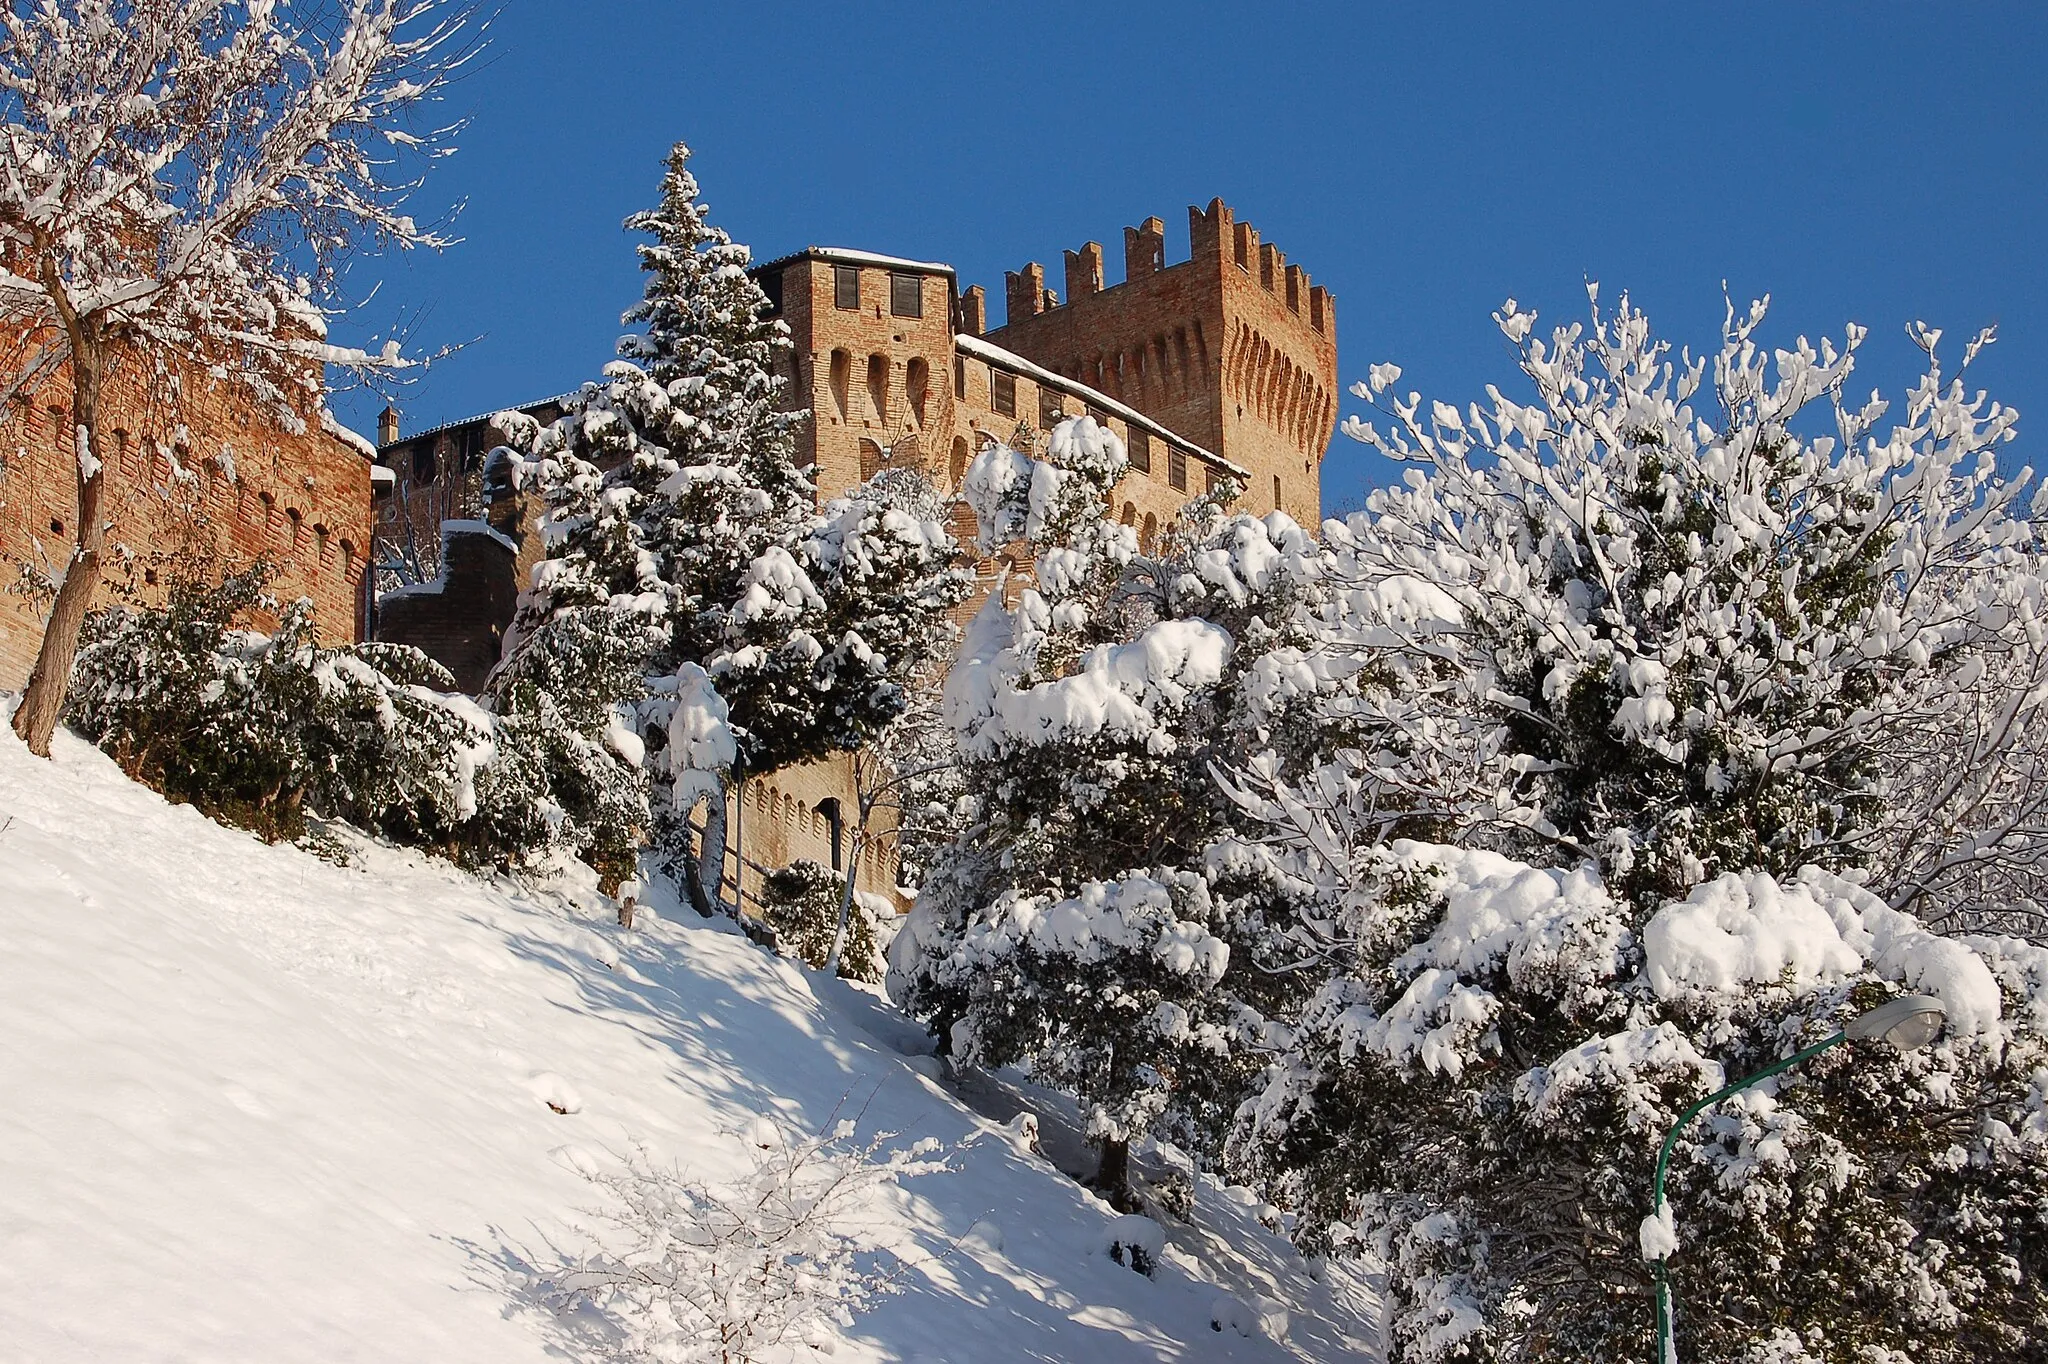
[314,523,332,566]
[828,349,851,421]
[340,538,358,581]
[905,357,928,429]
[866,354,889,425]
[949,437,969,489]
[285,507,304,550]
[1141,512,1158,553]
[1120,501,1137,527]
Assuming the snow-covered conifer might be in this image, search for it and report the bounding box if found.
[497,145,965,906]
[892,417,1336,1201]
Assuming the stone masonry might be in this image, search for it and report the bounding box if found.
[0,350,377,690]
[369,197,1339,907]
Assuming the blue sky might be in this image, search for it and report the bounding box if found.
[328,2,2048,508]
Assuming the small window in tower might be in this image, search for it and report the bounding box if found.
[953,354,966,400]
[1127,428,1151,473]
[758,268,783,316]
[1038,386,1064,429]
[1168,447,1188,491]
[834,264,860,310]
[889,272,922,319]
[1272,474,1282,509]
[992,370,1016,418]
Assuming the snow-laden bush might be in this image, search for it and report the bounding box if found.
[546,1118,947,1363]
[1215,293,2048,1360]
[68,567,644,875]
[1229,845,2048,1362]
[758,860,883,981]
[1275,291,2048,925]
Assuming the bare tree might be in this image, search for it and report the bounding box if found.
[0,0,472,755]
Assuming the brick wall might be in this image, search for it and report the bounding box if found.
[0,349,376,690]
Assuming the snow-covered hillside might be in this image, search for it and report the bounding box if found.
[0,727,1379,1362]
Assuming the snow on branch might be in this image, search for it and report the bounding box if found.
[0,0,473,408]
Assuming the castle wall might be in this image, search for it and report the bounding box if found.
[0,351,375,690]
[981,198,1336,528]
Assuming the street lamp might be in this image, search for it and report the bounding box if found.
[1646,994,1948,1364]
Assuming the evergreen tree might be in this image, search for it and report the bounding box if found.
[891,417,1336,1203]
[498,143,964,909]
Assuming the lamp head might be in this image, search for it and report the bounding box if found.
[1845,995,1948,1052]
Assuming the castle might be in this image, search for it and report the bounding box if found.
[375,198,1342,901]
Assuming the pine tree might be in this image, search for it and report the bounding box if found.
[499,143,964,910]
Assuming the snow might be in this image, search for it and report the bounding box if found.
[952,615,1234,761]
[803,246,954,275]
[442,517,521,556]
[954,332,1250,481]
[1638,1202,1679,1261]
[0,722,1380,1361]
[321,407,380,459]
[667,662,735,806]
[1643,871,1865,1001]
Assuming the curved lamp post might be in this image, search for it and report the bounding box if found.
[1647,994,1948,1364]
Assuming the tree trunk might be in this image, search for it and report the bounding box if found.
[822,835,864,978]
[695,775,730,913]
[1092,1136,1136,1211]
[13,334,106,758]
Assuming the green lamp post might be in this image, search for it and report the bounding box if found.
[1646,994,1948,1364]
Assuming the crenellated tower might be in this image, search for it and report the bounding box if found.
[980,197,1337,525]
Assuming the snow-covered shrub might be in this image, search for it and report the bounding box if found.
[69,569,644,876]
[1102,1212,1165,1277]
[758,860,881,980]
[1291,292,2048,920]
[69,565,323,840]
[1228,846,2048,1362]
[546,1118,947,1363]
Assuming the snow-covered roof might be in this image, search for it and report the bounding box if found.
[319,408,378,460]
[750,246,956,278]
[370,464,396,489]
[379,394,573,455]
[954,333,1250,480]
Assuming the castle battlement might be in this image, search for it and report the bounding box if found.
[980,198,1338,526]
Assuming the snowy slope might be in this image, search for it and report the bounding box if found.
[0,726,1379,1363]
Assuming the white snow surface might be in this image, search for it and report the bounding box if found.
[0,724,1380,1362]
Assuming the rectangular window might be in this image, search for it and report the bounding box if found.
[834,264,860,311]
[889,272,922,318]
[758,268,783,315]
[1038,385,1064,428]
[1127,427,1151,473]
[954,354,966,400]
[1168,447,1188,491]
[992,370,1016,418]
[1207,468,1228,495]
